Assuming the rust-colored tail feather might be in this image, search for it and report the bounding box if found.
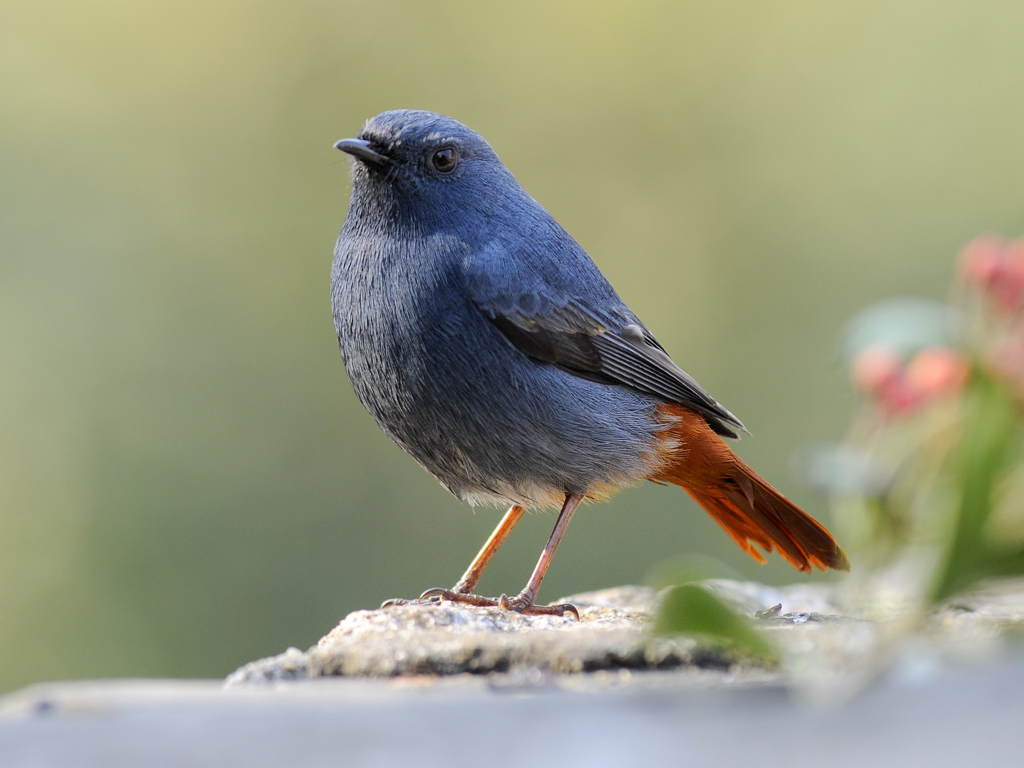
[652,404,849,573]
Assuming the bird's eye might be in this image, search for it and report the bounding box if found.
[430,147,458,173]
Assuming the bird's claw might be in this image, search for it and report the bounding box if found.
[381,588,468,608]
[421,589,502,608]
[549,602,581,620]
[417,587,454,604]
[498,593,579,620]
[382,587,581,619]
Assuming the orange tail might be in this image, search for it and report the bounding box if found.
[651,404,849,573]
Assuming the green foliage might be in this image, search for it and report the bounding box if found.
[810,235,1024,607]
[932,371,1022,601]
[653,583,777,663]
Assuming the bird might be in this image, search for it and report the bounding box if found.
[331,110,848,619]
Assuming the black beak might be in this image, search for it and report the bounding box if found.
[334,138,392,167]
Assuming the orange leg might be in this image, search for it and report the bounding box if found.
[452,503,526,594]
[418,493,583,619]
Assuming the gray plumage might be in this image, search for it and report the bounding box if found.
[331,110,743,508]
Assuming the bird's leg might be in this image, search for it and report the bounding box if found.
[384,504,524,608]
[411,494,583,620]
[497,493,582,618]
[451,503,526,594]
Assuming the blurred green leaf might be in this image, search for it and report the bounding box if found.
[653,583,777,663]
[931,369,1019,602]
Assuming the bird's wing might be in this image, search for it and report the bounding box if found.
[463,241,746,439]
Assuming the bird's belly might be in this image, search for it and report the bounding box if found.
[339,309,664,507]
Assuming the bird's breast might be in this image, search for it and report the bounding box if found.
[330,231,664,506]
[332,233,481,417]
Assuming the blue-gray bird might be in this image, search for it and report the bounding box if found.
[332,110,847,617]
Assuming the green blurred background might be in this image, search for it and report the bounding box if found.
[2,0,1022,693]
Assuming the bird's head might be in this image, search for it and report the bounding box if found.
[335,110,516,231]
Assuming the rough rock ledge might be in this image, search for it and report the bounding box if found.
[226,581,852,684]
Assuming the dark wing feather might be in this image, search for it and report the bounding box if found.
[465,246,746,439]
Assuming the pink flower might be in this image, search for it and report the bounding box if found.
[995,239,1024,312]
[959,235,1024,313]
[904,347,969,399]
[960,235,1006,288]
[851,345,902,396]
[851,345,968,416]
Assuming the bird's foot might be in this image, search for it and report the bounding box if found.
[380,597,414,608]
[414,587,579,620]
[498,591,580,619]
[417,587,499,608]
[379,588,483,609]
[380,584,482,609]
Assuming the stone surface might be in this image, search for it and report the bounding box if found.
[6,580,1024,767]
[225,578,1024,694]
[228,586,671,683]
[226,583,803,684]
